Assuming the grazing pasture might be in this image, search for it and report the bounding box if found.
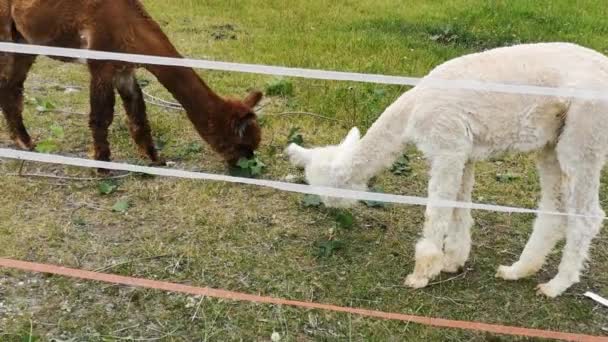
[1,0,607,340]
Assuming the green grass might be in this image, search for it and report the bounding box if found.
[1,0,608,340]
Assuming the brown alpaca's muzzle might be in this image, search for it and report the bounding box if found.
[224,144,257,166]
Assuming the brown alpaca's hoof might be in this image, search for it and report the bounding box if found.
[149,157,167,167]
[94,157,113,176]
[96,168,112,175]
[14,138,35,151]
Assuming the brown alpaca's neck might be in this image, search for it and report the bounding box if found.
[133,19,228,138]
[147,65,227,136]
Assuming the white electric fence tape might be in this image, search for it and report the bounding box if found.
[0,42,607,101]
[0,148,604,220]
[0,42,607,220]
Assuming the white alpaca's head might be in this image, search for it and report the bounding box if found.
[285,127,366,207]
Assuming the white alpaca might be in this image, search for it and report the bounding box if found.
[286,42,608,298]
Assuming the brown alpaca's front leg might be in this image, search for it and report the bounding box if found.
[88,62,116,172]
[0,54,36,150]
[114,71,164,166]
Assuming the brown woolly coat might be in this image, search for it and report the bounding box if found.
[0,0,262,165]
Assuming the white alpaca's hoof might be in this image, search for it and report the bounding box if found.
[442,259,463,273]
[496,265,520,280]
[404,274,429,288]
[496,263,539,281]
[536,282,564,298]
[413,239,444,275]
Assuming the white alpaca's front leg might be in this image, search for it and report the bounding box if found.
[443,162,475,273]
[405,154,467,288]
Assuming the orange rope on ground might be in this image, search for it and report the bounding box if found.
[1,258,606,341]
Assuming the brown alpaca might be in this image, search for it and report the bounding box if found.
[0,0,263,166]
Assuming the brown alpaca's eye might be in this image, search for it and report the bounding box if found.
[236,114,257,139]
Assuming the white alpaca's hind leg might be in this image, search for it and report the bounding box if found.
[537,158,604,297]
[443,161,475,273]
[536,104,607,298]
[405,154,467,288]
[497,148,566,280]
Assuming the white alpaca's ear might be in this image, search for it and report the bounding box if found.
[340,127,361,148]
[285,143,312,167]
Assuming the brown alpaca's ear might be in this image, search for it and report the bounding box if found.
[243,90,263,108]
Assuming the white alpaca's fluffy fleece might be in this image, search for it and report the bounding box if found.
[286,42,608,297]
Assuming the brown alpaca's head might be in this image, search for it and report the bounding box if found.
[213,90,263,166]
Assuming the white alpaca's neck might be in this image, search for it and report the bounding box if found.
[347,91,415,183]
